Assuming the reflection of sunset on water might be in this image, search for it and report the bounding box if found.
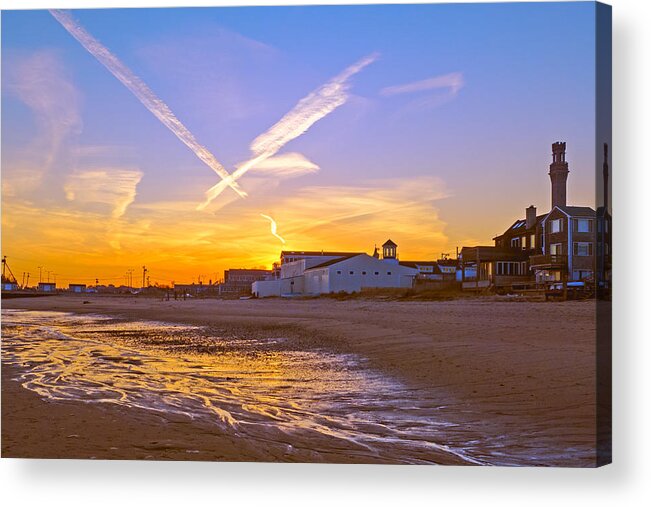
[2,309,595,465]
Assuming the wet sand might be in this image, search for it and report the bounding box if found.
[1,295,599,465]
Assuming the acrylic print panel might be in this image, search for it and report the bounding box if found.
[0,2,611,466]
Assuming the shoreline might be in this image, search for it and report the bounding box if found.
[1,295,601,465]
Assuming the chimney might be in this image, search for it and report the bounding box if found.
[526,205,537,229]
[549,141,569,209]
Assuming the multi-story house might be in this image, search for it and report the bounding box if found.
[461,142,604,291]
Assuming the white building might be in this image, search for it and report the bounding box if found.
[252,240,419,297]
[37,282,56,292]
[303,253,417,294]
[69,284,87,293]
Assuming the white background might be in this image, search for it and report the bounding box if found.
[1,0,649,505]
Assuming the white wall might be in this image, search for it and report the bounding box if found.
[304,268,331,294]
[280,260,306,279]
[281,276,304,295]
[304,254,417,294]
[252,279,281,298]
[280,256,345,279]
[253,276,305,297]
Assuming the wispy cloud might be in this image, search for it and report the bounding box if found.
[380,72,464,97]
[64,168,143,218]
[3,50,82,192]
[136,26,277,123]
[49,9,244,198]
[246,152,319,177]
[197,53,379,209]
[260,214,286,244]
[380,72,464,112]
[262,176,450,258]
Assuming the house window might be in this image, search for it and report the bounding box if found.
[362,271,367,275]
[573,242,593,256]
[575,219,592,233]
[550,243,563,255]
[349,271,354,275]
[387,271,392,275]
[374,271,379,275]
[573,270,593,280]
[521,236,527,250]
[510,237,520,248]
[336,270,342,275]
[530,234,536,249]
[550,218,563,233]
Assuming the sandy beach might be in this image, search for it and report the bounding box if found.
[2,294,600,465]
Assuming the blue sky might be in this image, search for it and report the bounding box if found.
[1,3,600,284]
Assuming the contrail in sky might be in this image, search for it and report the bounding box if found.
[197,53,379,210]
[49,9,245,198]
[260,214,286,244]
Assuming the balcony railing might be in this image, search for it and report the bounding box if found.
[529,254,567,268]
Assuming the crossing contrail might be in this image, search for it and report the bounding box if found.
[49,9,245,198]
[260,214,286,244]
[197,53,379,210]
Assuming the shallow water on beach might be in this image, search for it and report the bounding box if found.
[1,309,591,465]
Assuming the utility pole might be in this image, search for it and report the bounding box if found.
[142,265,148,289]
[26,273,30,288]
[38,266,43,283]
[22,272,26,287]
[46,270,52,283]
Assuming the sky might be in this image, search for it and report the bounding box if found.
[2,3,600,286]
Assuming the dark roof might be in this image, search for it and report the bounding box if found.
[558,205,596,217]
[305,254,364,270]
[460,246,528,262]
[281,250,355,257]
[399,261,443,274]
[382,239,397,247]
[494,214,546,240]
[225,268,271,273]
[399,260,438,267]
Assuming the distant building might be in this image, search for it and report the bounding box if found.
[68,283,87,293]
[460,142,609,291]
[38,282,56,292]
[303,251,417,295]
[253,240,422,297]
[2,281,19,291]
[173,282,214,297]
[399,260,457,282]
[220,269,272,295]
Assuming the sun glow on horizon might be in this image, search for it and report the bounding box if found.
[2,6,598,287]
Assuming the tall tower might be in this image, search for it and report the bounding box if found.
[549,141,569,209]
